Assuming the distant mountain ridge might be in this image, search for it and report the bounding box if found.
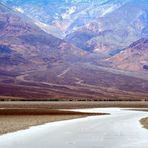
[2,0,148,54]
[0,1,148,100]
[65,0,148,54]
[2,0,131,37]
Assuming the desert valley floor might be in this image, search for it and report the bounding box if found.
[0,107,147,148]
[0,102,148,148]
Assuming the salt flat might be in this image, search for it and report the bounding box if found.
[0,108,147,148]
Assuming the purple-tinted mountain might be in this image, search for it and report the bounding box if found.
[2,0,130,38]
[0,2,148,100]
[3,0,148,55]
[65,0,148,54]
[0,2,85,71]
[108,38,148,72]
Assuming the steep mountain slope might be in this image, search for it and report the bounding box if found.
[0,2,148,100]
[3,0,148,55]
[65,0,148,54]
[2,0,131,38]
[108,38,148,72]
[0,2,85,72]
[0,2,87,99]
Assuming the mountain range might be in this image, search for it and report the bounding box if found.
[0,0,148,100]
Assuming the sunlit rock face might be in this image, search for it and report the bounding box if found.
[2,0,148,54]
[1,0,148,71]
[65,0,148,54]
[1,0,133,37]
[0,1,148,100]
[3,0,148,54]
[108,38,148,72]
[0,2,85,73]
[3,0,148,55]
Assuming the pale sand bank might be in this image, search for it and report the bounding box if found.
[0,108,147,148]
[0,108,104,135]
